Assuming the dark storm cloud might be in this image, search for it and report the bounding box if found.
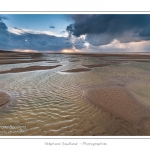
[0,15,8,30]
[0,15,11,48]
[67,14,150,46]
[0,22,8,30]
[0,15,8,22]
[49,25,55,29]
[74,37,86,49]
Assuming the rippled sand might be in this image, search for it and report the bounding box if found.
[84,86,150,125]
[0,92,10,106]
[0,51,150,135]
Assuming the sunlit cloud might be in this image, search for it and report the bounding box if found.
[100,39,127,50]
[84,39,150,52]
[7,27,63,37]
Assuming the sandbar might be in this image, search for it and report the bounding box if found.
[68,60,80,62]
[0,51,46,65]
[84,86,150,125]
[62,68,91,72]
[0,92,10,106]
[82,63,110,68]
[0,65,61,74]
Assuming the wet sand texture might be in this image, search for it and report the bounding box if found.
[62,68,91,72]
[0,65,61,74]
[68,60,80,62]
[109,59,150,63]
[65,53,150,59]
[84,87,150,125]
[0,51,45,65]
[82,63,110,68]
[0,51,42,58]
[1,51,150,135]
[0,92,10,106]
[0,59,48,65]
[47,60,59,63]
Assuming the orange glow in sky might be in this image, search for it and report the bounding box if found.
[61,49,81,53]
[61,49,74,53]
[13,49,38,53]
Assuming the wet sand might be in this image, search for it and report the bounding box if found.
[0,59,49,65]
[47,60,59,63]
[0,92,10,106]
[0,51,46,65]
[61,52,150,59]
[0,51,42,59]
[0,51,150,135]
[82,63,110,68]
[68,60,80,62]
[108,59,150,63]
[0,65,62,74]
[62,68,92,72]
[84,86,150,126]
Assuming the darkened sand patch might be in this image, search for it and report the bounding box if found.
[108,61,122,64]
[0,65,61,74]
[0,51,45,65]
[0,59,49,65]
[60,52,150,59]
[47,60,59,63]
[0,51,43,59]
[0,92,10,106]
[108,59,150,63]
[84,86,150,125]
[68,60,80,62]
[82,63,110,68]
[62,68,91,73]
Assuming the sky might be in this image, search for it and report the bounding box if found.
[1,14,150,53]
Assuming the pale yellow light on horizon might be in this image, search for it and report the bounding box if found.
[13,49,38,53]
[61,49,81,53]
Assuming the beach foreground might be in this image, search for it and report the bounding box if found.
[84,86,150,126]
[0,51,150,135]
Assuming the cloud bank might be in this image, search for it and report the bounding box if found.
[67,14,150,46]
[1,14,150,52]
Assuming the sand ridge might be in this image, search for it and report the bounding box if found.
[0,59,49,65]
[0,51,46,65]
[0,65,62,74]
[62,63,110,73]
[82,63,110,68]
[84,86,150,125]
[0,92,10,106]
[108,59,150,63]
[62,68,92,73]
[68,59,80,62]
